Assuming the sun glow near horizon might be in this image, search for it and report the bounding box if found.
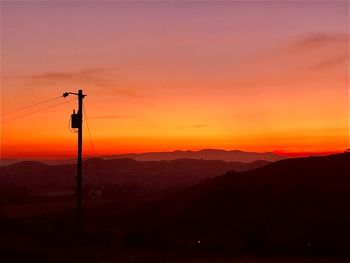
[1,1,349,158]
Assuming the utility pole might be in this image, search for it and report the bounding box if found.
[63,89,86,229]
[76,89,83,228]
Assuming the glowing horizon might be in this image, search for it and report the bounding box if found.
[1,1,349,158]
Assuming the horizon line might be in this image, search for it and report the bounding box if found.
[0,148,344,160]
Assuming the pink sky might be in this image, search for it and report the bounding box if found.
[1,0,349,157]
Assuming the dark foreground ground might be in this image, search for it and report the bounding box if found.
[2,247,350,263]
[2,153,350,262]
[1,209,350,263]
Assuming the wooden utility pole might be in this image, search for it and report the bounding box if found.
[63,89,86,229]
[77,89,83,228]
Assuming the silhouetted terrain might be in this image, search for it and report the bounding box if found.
[0,158,76,166]
[0,149,285,166]
[104,149,285,163]
[1,153,349,262]
[118,153,350,256]
[0,158,269,217]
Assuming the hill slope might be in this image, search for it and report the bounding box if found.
[123,153,350,255]
[0,158,269,200]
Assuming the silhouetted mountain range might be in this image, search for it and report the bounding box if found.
[121,153,350,255]
[104,149,285,162]
[1,153,349,259]
[0,158,269,202]
[0,149,285,166]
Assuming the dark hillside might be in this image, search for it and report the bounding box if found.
[121,153,350,255]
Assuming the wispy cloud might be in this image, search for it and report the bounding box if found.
[289,33,349,71]
[179,124,207,129]
[22,68,153,99]
[287,33,348,51]
[246,32,349,73]
[191,124,207,128]
[307,54,348,70]
[107,87,154,99]
[89,115,134,120]
[28,68,112,86]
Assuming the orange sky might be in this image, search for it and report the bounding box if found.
[1,1,349,158]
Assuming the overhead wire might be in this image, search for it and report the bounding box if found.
[83,104,95,156]
[82,104,101,190]
[64,96,76,110]
[1,98,77,124]
[1,96,62,116]
[1,94,100,205]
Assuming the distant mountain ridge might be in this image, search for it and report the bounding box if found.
[0,149,285,166]
[0,158,270,201]
[104,149,285,163]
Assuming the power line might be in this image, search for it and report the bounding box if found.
[64,97,76,110]
[83,104,95,156]
[1,96,62,116]
[1,98,77,124]
[82,104,101,189]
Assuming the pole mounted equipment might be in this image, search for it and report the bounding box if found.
[63,89,86,229]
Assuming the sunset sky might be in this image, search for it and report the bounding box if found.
[1,0,349,158]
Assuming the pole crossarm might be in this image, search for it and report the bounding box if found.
[63,91,86,98]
